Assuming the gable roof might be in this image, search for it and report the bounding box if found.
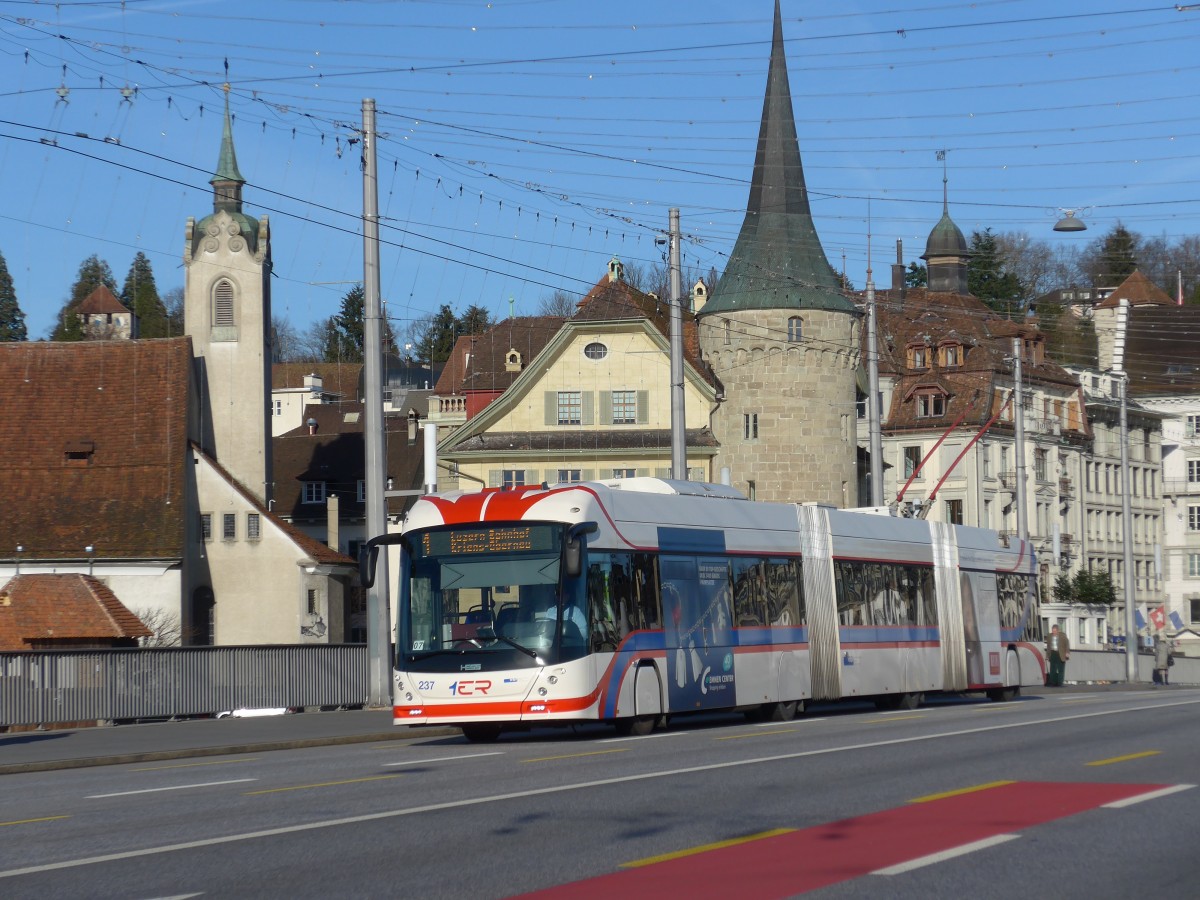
[78,285,128,315]
[0,339,193,561]
[272,402,426,520]
[0,574,151,649]
[1095,270,1174,309]
[433,317,565,395]
[272,362,363,400]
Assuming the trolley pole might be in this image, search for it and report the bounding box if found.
[668,208,686,481]
[362,99,391,709]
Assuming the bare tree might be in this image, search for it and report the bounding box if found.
[134,607,183,647]
[538,290,578,317]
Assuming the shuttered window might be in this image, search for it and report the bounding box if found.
[214,280,235,327]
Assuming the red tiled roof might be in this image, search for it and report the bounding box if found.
[1095,270,1174,309]
[271,362,363,399]
[0,339,192,560]
[0,574,151,650]
[433,317,566,395]
[78,285,128,315]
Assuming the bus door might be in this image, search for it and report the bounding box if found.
[660,555,735,711]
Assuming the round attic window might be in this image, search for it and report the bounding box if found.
[583,341,608,360]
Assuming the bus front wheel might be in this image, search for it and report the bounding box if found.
[615,715,655,736]
[461,723,503,743]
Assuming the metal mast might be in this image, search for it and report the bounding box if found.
[669,208,686,480]
[361,99,391,708]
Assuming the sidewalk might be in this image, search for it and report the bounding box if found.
[0,709,456,776]
[0,683,1180,776]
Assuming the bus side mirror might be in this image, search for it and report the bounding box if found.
[359,543,379,589]
[564,522,599,579]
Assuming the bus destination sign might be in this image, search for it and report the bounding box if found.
[422,525,557,557]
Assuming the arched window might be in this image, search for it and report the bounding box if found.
[787,316,803,342]
[724,320,732,345]
[213,280,235,327]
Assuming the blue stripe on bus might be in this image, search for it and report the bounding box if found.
[600,631,668,719]
[656,526,727,553]
[734,626,808,646]
[838,625,940,642]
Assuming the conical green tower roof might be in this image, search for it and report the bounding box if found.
[701,1,852,317]
[211,90,245,186]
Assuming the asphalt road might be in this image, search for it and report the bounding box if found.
[2,687,1197,898]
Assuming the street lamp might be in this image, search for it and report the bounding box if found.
[1053,209,1088,233]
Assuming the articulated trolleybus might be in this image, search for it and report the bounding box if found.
[360,478,1045,742]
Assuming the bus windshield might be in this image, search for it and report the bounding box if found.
[401,523,588,665]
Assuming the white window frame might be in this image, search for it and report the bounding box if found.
[1190,505,1200,532]
[303,481,327,504]
[557,391,582,426]
[222,512,236,541]
[611,390,638,425]
[743,413,759,441]
[502,469,526,489]
[246,512,261,541]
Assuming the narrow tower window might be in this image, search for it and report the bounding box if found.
[214,280,235,327]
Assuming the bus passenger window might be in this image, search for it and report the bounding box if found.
[631,554,661,630]
[732,558,765,626]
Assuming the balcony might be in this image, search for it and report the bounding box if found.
[1162,478,1200,496]
[427,395,468,424]
[998,471,1016,491]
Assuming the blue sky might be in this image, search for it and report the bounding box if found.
[1,0,1198,341]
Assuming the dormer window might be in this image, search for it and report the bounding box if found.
[907,344,929,369]
[914,388,947,418]
[64,440,95,467]
[939,342,962,368]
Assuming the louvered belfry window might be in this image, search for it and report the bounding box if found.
[214,280,235,327]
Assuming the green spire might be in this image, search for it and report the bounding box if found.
[211,85,244,186]
[701,0,851,316]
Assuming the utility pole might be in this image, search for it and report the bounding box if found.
[1113,298,1139,682]
[1012,338,1028,542]
[668,208,686,481]
[361,99,391,709]
[866,232,883,506]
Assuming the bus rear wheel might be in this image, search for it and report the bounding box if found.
[461,723,503,743]
[988,685,1020,703]
[614,715,656,736]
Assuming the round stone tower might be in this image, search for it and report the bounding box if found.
[698,0,859,507]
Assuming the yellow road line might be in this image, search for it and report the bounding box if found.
[1086,750,1161,767]
[245,774,402,795]
[715,729,798,741]
[133,758,259,771]
[909,781,1015,804]
[523,749,627,763]
[0,815,70,827]
[867,715,924,723]
[621,828,796,868]
[1061,698,1097,703]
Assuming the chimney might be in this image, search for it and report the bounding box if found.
[891,238,906,299]
[304,372,324,398]
[307,417,318,435]
[327,493,340,552]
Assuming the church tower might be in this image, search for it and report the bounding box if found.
[698,1,859,506]
[922,172,970,294]
[184,89,273,505]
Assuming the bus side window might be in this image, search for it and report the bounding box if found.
[631,553,661,630]
[586,554,626,651]
[764,558,801,627]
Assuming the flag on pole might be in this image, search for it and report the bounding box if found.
[1150,606,1167,632]
[1169,610,1185,631]
[1135,607,1147,630]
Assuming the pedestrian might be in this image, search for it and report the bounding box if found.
[1154,634,1170,686]
[1045,624,1070,686]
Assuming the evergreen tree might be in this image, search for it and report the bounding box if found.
[1096,223,1139,284]
[319,284,398,363]
[905,262,928,288]
[121,252,168,338]
[458,304,492,337]
[0,250,27,342]
[413,304,461,365]
[967,229,1023,317]
[51,255,118,341]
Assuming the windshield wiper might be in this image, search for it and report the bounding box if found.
[479,628,544,663]
[408,629,544,664]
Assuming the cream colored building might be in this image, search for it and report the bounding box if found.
[434,259,719,490]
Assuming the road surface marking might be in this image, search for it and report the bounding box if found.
[909,781,1015,803]
[384,752,503,767]
[1086,750,1160,767]
[524,749,626,763]
[1062,698,1098,703]
[1,815,70,827]
[867,715,924,723]
[599,731,686,743]
[872,833,1020,875]
[1102,784,1195,808]
[132,759,260,771]
[87,779,257,798]
[245,774,401,795]
[6,697,1198,881]
[756,717,826,726]
[513,782,1170,898]
[621,829,796,868]
[715,729,797,740]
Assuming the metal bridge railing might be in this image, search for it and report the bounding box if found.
[0,645,370,728]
